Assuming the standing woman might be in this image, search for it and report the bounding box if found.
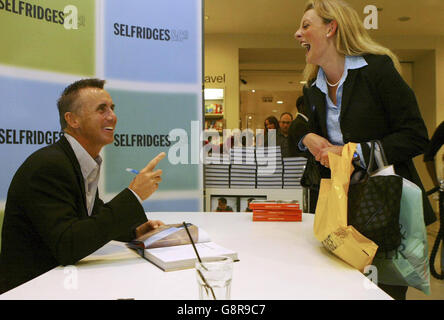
[264,115,280,133]
[294,0,435,299]
[263,115,280,147]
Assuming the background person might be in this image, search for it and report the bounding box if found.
[289,96,310,157]
[264,115,280,132]
[262,116,279,147]
[424,121,444,188]
[245,198,255,212]
[263,115,280,147]
[277,112,294,157]
[0,79,165,294]
[293,0,434,300]
[216,197,234,212]
[423,121,444,279]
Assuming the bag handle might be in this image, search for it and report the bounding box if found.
[366,140,388,174]
[374,140,388,166]
[350,142,377,184]
[366,141,376,174]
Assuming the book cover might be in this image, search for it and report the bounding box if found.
[252,214,302,222]
[249,200,300,210]
[252,208,302,222]
[252,209,302,215]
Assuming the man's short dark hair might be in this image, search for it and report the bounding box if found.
[57,78,106,130]
[218,197,227,204]
[280,112,293,121]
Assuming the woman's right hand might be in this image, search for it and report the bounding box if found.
[302,133,332,160]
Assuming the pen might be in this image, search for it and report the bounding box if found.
[182,222,202,263]
[126,168,139,174]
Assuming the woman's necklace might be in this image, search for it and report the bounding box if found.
[326,77,341,87]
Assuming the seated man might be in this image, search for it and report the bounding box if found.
[0,79,165,294]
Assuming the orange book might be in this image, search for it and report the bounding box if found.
[252,213,302,222]
[252,208,302,222]
[249,200,300,210]
[252,209,302,215]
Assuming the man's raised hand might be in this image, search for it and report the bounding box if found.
[129,152,166,201]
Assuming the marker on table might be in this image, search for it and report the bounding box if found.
[126,168,139,175]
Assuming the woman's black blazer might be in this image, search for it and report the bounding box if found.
[301,54,435,225]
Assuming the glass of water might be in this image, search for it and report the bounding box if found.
[195,256,233,300]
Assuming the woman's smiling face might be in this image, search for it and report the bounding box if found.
[294,9,332,66]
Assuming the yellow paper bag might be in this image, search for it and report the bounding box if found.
[313,143,379,272]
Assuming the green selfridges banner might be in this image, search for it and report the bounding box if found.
[0,0,95,75]
[0,0,203,212]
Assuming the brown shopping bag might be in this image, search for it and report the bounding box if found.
[313,143,378,272]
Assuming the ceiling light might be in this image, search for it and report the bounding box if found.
[277,101,283,104]
[204,15,209,20]
[251,89,256,93]
[300,81,307,84]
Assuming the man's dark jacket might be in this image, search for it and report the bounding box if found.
[297,54,435,225]
[0,136,147,293]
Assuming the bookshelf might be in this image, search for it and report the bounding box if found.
[204,88,225,133]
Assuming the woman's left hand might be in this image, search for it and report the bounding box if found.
[316,146,343,168]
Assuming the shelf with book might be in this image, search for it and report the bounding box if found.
[204,118,225,133]
[205,113,224,118]
[204,88,225,132]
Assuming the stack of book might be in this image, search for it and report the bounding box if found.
[204,148,308,190]
[230,147,256,188]
[249,200,302,222]
[204,155,230,188]
[256,146,283,189]
[283,157,307,189]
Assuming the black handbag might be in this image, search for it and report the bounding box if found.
[347,141,403,252]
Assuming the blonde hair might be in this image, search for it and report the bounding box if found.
[302,0,401,83]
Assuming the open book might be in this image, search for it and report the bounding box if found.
[126,223,238,271]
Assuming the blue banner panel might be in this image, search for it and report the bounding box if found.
[105,0,199,83]
[0,76,64,200]
[103,88,199,194]
[143,198,200,212]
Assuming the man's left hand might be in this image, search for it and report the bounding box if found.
[135,220,165,238]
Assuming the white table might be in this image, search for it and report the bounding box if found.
[0,212,391,300]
